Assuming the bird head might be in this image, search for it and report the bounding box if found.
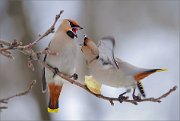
[81,35,99,63]
[59,19,83,39]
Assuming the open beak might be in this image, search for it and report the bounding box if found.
[72,26,83,32]
[79,35,87,47]
[84,34,87,40]
[72,26,83,38]
[76,25,83,30]
[79,26,83,30]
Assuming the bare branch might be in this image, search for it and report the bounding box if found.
[0,80,36,110]
[0,10,177,108]
[39,60,177,105]
[18,10,64,49]
[0,10,63,62]
[0,40,11,46]
[0,39,22,52]
[137,86,177,103]
[27,57,35,71]
[0,51,14,59]
[0,10,64,111]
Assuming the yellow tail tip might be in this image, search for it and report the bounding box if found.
[157,68,168,72]
[48,107,59,113]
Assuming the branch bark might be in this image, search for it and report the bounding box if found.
[0,80,36,110]
[38,61,177,105]
[0,10,177,108]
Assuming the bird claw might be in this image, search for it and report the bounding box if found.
[53,67,59,77]
[72,73,78,80]
[118,94,129,103]
[132,95,141,101]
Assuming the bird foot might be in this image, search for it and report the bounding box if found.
[71,73,78,80]
[53,67,59,77]
[132,95,141,101]
[118,93,129,103]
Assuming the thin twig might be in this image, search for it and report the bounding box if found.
[0,51,14,59]
[0,39,22,52]
[0,40,11,46]
[0,80,36,109]
[0,10,177,107]
[18,10,64,49]
[39,60,177,105]
[0,10,64,110]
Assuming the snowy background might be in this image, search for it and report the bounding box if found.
[0,0,179,120]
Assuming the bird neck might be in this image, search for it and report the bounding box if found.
[87,55,99,65]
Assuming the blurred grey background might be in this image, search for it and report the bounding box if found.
[0,0,179,120]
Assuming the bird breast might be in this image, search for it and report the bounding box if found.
[46,32,77,76]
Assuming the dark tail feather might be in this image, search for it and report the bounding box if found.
[42,67,47,93]
[135,68,167,81]
[145,68,168,73]
[48,98,59,113]
[42,54,47,93]
[137,82,146,97]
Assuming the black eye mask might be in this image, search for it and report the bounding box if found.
[66,30,77,39]
[69,21,80,28]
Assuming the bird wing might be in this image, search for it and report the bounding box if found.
[42,54,47,93]
[42,41,53,93]
[97,37,119,69]
[115,57,148,75]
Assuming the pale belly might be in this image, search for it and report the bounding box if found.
[45,43,77,81]
[89,61,136,88]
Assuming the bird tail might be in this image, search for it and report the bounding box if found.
[154,68,168,72]
[134,68,167,97]
[42,67,47,93]
[134,68,168,81]
[137,82,146,97]
[48,98,59,113]
[47,82,63,113]
[145,68,168,73]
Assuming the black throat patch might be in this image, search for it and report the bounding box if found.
[66,30,75,39]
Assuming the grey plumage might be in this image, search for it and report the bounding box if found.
[98,37,119,69]
[81,36,166,98]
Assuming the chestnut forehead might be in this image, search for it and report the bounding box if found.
[68,19,79,26]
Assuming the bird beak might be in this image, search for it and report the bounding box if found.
[79,35,87,47]
[72,26,83,32]
[76,25,83,30]
[83,35,88,42]
[79,26,83,30]
[72,26,83,38]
